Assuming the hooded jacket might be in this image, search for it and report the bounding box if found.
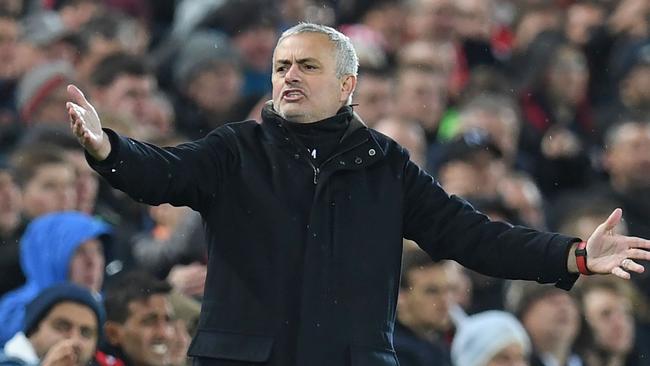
[87,104,579,366]
[0,211,110,346]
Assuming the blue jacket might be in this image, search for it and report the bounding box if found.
[0,212,110,346]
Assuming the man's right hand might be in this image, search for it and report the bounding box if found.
[67,84,112,161]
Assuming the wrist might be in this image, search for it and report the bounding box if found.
[574,241,593,275]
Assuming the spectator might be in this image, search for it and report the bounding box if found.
[88,52,156,138]
[451,310,531,366]
[435,129,505,199]
[601,120,650,239]
[15,61,75,125]
[171,30,247,140]
[0,283,104,366]
[0,211,110,346]
[0,159,24,296]
[394,247,455,366]
[506,281,583,366]
[132,203,207,298]
[573,276,650,366]
[374,116,427,168]
[97,271,181,366]
[9,145,76,220]
[517,32,598,197]
[352,66,394,128]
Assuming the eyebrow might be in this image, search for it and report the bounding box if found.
[275,58,320,65]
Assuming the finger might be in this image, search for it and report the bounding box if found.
[627,248,650,261]
[623,259,645,274]
[624,237,650,250]
[611,266,631,279]
[603,208,623,231]
[67,84,92,109]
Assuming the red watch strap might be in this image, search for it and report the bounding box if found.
[575,241,593,275]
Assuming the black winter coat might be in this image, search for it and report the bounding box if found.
[88,104,579,366]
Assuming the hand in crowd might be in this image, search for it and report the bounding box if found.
[167,263,207,298]
[585,208,650,279]
[41,339,82,366]
[541,127,582,159]
[66,84,111,161]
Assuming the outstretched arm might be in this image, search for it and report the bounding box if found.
[66,84,112,161]
[568,208,650,279]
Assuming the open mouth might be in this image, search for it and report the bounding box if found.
[151,344,168,355]
[282,89,305,102]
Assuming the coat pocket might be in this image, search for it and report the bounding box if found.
[187,329,273,363]
[349,345,400,366]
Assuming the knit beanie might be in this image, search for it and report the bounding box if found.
[16,61,75,123]
[24,283,105,337]
[451,310,530,366]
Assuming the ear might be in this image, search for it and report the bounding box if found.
[103,321,123,346]
[339,74,357,103]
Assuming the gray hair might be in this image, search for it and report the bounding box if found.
[277,23,359,78]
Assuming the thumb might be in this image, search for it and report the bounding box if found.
[603,208,623,232]
[67,84,91,109]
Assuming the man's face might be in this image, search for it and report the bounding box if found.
[521,291,580,347]
[29,301,98,366]
[108,295,174,366]
[272,32,355,123]
[68,239,104,293]
[99,74,154,122]
[0,170,21,231]
[22,162,77,219]
[396,69,447,132]
[584,288,634,354]
[487,343,529,366]
[606,123,650,191]
[399,264,454,332]
[353,75,393,127]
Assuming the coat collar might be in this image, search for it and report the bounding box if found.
[3,332,39,364]
[259,101,385,161]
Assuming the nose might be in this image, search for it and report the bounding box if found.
[284,63,301,84]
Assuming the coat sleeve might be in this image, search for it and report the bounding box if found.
[401,158,579,289]
[86,127,238,213]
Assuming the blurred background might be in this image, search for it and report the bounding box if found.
[0,0,649,365]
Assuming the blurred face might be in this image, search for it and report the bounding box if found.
[621,66,650,107]
[22,163,77,219]
[353,75,393,127]
[99,74,155,122]
[521,291,580,348]
[459,110,519,164]
[546,47,588,105]
[65,151,99,214]
[234,26,278,72]
[109,295,175,366]
[396,69,447,132]
[29,302,98,366]
[187,63,242,114]
[0,17,19,79]
[565,3,605,46]
[68,239,104,293]
[400,264,454,332]
[0,170,21,233]
[583,288,634,355]
[272,32,356,123]
[487,343,529,366]
[408,0,457,41]
[455,0,493,39]
[606,123,650,191]
[30,84,71,124]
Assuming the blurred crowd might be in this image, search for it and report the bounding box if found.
[0,0,649,365]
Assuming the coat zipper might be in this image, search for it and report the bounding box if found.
[308,138,368,185]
